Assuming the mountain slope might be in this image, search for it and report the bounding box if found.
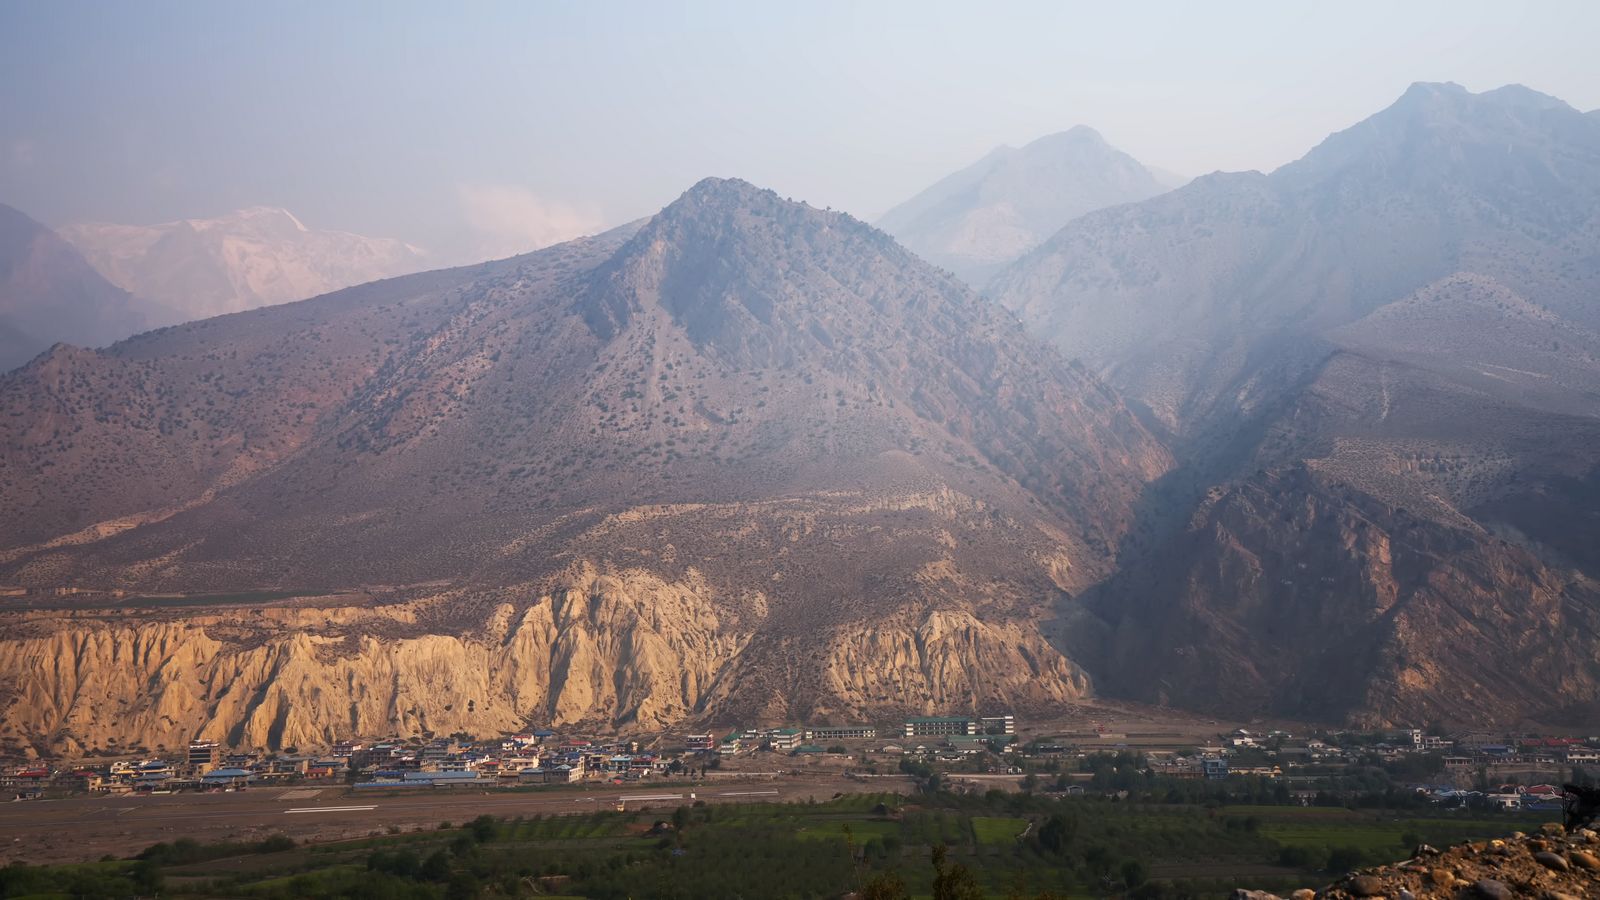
[993,85,1600,728]
[61,206,429,322]
[877,127,1170,286]
[0,203,154,372]
[0,178,1171,754]
[991,83,1600,432]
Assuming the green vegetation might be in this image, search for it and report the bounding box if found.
[971,817,1028,845]
[0,791,1553,899]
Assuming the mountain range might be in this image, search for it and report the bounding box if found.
[61,206,429,323]
[991,83,1600,727]
[876,127,1173,285]
[3,83,1600,755]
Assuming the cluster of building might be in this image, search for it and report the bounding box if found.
[1,713,1020,798]
[1137,728,1600,791]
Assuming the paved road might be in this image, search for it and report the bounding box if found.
[0,775,911,865]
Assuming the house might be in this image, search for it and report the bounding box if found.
[306,759,344,779]
[685,734,716,752]
[1487,793,1523,810]
[201,768,253,788]
[63,769,103,792]
[946,736,992,754]
[1202,758,1230,780]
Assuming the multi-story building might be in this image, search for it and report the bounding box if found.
[187,740,220,772]
[685,734,716,752]
[806,725,878,742]
[979,715,1015,735]
[767,728,804,751]
[904,717,978,738]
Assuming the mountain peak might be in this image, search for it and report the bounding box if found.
[1397,80,1468,103]
[1275,81,1597,190]
[876,126,1168,285]
[667,176,788,214]
[1020,125,1108,151]
[1393,80,1572,114]
[225,206,308,231]
[582,176,890,346]
[1480,83,1574,111]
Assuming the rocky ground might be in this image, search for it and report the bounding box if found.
[1235,825,1600,899]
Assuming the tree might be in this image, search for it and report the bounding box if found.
[468,814,497,843]
[1037,813,1078,855]
[931,844,984,900]
[421,848,452,881]
[861,871,911,900]
[1120,858,1149,888]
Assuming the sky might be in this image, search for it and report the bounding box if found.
[3,0,1598,263]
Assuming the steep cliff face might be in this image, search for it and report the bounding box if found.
[1087,466,1600,727]
[0,568,742,756]
[0,564,1100,756]
[820,609,1092,714]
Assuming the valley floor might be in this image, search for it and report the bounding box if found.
[0,780,1556,899]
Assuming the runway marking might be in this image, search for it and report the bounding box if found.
[617,794,683,803]
[719,790,779,797]
[284,805,377,814]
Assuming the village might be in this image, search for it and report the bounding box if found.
[5,714,1597,813]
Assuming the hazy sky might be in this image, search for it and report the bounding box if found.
[3,0,1598,262]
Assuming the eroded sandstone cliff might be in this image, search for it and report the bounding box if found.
[0,564,1097,757]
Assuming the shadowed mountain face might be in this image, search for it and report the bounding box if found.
[0,178,1172,752]
[877,127,1170,287]
[0,204,154,372]
[61,206,429,323]
[1001,85,1600,728]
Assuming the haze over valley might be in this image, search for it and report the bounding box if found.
[3,5,1600,896]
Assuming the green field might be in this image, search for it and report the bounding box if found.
[0,792,1554,899]
[971,817,1028,845]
